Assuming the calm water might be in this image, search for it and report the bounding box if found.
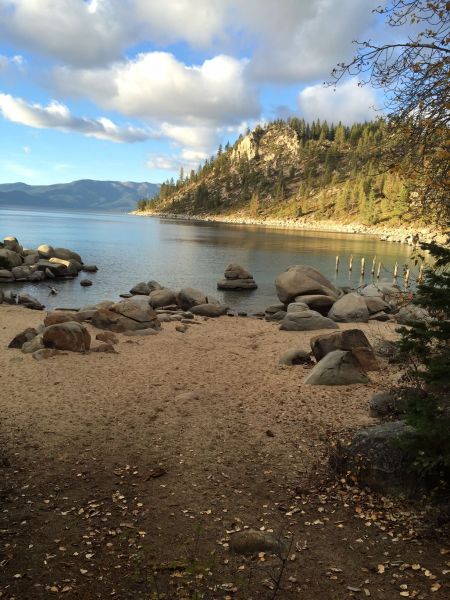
[0,209,414,312]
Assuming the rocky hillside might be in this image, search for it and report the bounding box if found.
[138,119,417,227]
[0,180,160,212]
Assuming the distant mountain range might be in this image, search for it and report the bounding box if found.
[0,180,160,212]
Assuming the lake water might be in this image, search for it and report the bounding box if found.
[0,209,415,312]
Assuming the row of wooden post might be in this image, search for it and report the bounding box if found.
[335,255,425,286]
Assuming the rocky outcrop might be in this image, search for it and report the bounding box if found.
[0,236,96,285]
[217,263,257,290]
[91,298,160,332]
[275,265,339,304]
[304,350,370,385]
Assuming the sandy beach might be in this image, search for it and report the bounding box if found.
[1,304,448,599]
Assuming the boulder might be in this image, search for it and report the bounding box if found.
[44,312,75,327]
[396,305,431,325]
[33,348,62,361]
[52,247,83,264]
[3,236,21,254]
[279,310,338,331]
[91,343,117,353]
[147,280,163,291]
[113,297,158,323]
[230,530,288,558]
[80,279,92,287]
[92,298,159,332]
[311,328,372,360]
[360,284,384,298]
[23,254,39,265]
[304,350,370,385]
[369,391,396,418]
[37,244,55,259]
[28,270,46,282]
[0,268,14,282]
[265,303,285,315]
[224,264,253,280]
[0,248,23,269]
[275,265,339,304]
[333,421,418,495]
[294,294,335,316]
[369,311,391,322]
[8,328,37,349]
[22,335,45,354]
[149,288,177,308]
[191,304,228,317]
[266,310,287,321]
[310,329,378,371]
[18,294,44,310]
[36,260,67,277]
[11,265,31,280]
[43,321,91,352]
[286,302,309,313]
[96,332,119,344]
[328,293,369,323]
[177,287,207,310]
[49,257,82,276]
[364,296,391,314]
[217,278,257,290]
[81,264,98,273]
[130,281,150,295]
[279,348,312,366]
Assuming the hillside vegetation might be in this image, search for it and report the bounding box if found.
[137,119,418,227]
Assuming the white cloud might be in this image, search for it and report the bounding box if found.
[0,94,154,142]
[54,52,258,125]
[23,145,31,154]
[297,79,379,124]
[0,53,25,72]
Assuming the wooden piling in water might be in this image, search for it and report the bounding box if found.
[376,262,382,279]
[404,268,410,287]
[349,255,353,272]
[361,257,365,276]
[393,262,398,278]
[371,256,376,275]
[335,256,339,272]
[417,263,424,283]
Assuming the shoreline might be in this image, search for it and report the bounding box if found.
[132,210,446,246]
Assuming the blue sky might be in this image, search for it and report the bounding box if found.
[0,0,385,185]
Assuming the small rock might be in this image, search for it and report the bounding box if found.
[279,348,312,365]
[80,279,92,287]
[91,343,118,353]
[81,265,98,273]
[230,530,288,558]
[175,324,188,333]
[8,327,37,349]
[96,332,119,344]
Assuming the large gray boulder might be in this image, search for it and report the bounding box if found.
[224,264,253,280]
[177,287,207,310]
[275,265,339,304]
[286,302,309,314]
[279,310,338,331]
[43,321,90,352]
[113,297,157,322]
[396,304,431,325]
[311,329,378,371]
[0,268,14,282]
[364,296,391,314]
[304,350,369,385]
[328,293,369,323]
[149,288,177,308]
[92,298,159,332]
[12,265,32,280]
[333,421,418,495]
[49,257,82,276]
[37,244,55,259]
[0,248,23,269]
[36,260,67,277]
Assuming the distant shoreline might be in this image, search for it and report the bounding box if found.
[132,210,445,246]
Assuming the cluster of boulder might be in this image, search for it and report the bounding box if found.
[0,289,44,310]
[122,280,229,318]
[279,328,379,386]
[265,264,416,329]
[0,236,97,284]
[217,264,257,290]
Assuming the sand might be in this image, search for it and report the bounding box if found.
[0,305,448,599]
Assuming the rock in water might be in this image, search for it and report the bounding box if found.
[217,263,257,290]
[43,321,91,352]
[177,287,207,310]
[275,265,339,304]
[130,281,150,295]
[304,350,369,385]
[0,248,23,269]
[149,288,176,308]
[328,293,369,323]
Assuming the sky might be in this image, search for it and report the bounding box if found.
[0,0,388,185]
